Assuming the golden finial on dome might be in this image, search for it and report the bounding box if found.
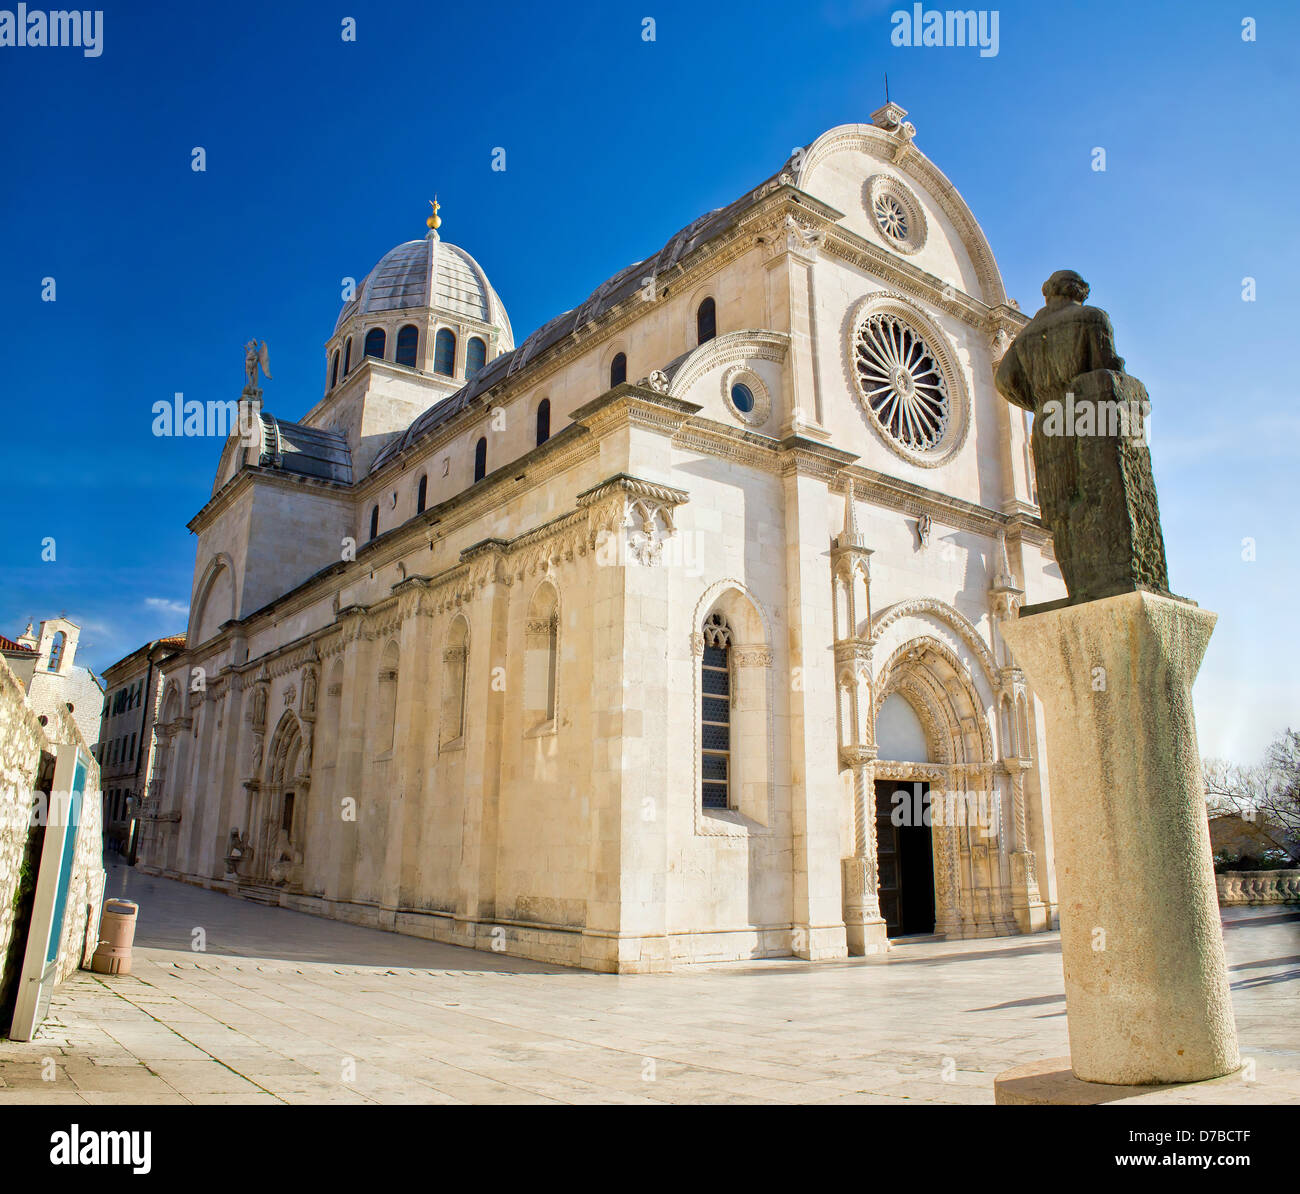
[426,196,441,238]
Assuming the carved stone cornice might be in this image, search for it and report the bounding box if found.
[569,386,702,441]
[777,435,859,481]
[833,638,874,668]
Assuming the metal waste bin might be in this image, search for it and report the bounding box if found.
[91,898,138,975]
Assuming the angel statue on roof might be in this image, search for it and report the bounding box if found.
[243,339,272,393]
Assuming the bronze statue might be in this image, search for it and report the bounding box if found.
[995,270,1170,609]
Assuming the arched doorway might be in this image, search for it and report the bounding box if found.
[874,693,936,936]
[871,635,1014,939]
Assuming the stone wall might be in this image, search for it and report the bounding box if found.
[1217,870,1300,906]
[0,656,45,1004]
[0,655,105,1011]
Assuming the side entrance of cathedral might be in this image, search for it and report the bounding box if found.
[137,106,1065,972]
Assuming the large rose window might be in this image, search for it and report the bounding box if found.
[852,312,951,453]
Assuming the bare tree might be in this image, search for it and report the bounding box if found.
[1203,729,1300,864]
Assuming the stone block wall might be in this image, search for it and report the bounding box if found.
[0,655,105,1011]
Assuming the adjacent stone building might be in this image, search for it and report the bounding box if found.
[3,618,104,752]
[139,107,1066,971]
[97,635,186,853]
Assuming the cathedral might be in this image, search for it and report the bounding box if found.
[136,105,1065,972]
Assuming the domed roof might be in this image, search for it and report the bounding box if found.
[334,234,513,345]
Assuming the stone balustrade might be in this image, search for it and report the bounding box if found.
[1216,870,1300,906]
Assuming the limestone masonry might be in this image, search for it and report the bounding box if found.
[138,107,1066,972]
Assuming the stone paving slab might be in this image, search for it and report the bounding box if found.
[1,862,1296,1105]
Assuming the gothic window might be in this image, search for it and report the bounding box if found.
[396,324,419,368]
[343,338,352,376]
[610,352,627,387]
[441,618,469,746]
[48,631,65,671]
[473,436,487,482]
[434,328,456,376]
[369,505,379,541]
[364,327,386,360]
[416,474,427,513]
[700,612,732,810]
[330,350,340,389]
[535,398,551,446]
[852,312,950,452]
[696,297,716,345]
[466,336,487,378]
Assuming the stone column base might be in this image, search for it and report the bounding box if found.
[995,1056,1249,1105]
[792,923,848,961]
[841,857,890,955]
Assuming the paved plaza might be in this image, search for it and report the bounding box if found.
[1,861,1296,1105]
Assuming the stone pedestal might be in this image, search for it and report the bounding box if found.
[842,857,891,955]
[1000,591,1239,1085]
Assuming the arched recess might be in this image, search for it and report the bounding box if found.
[524,581,559,732]
[191,553,237,647]
[375,640,399,754]
[690,580,774,832]
[440,615,470,748]
[666,329,789,402]
[262,709,306,887]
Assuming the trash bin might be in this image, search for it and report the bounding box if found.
[91,898,139,976]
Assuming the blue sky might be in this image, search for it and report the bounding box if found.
[1,0,1296,763]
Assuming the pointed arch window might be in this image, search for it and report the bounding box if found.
[610,352,627,387]
[434,328,456,376]
[330,350,340,389]
[535,398,551,446]
[696,297,717,345]
[396,324,419,368]
[369,504,379,541]
[466,336,487,378]
[700,612,732,809]
[473,436,488,482]
[416,473,427,513]
[364,327,386,360]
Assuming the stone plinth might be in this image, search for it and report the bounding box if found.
[1000,591,1239,1085]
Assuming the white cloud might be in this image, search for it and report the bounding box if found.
[145,597,189,617]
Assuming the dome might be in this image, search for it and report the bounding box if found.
[334,234,513,347]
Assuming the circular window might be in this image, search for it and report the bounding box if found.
[853,312,950,453]
[866,176,926,254]
[721,365,770,427]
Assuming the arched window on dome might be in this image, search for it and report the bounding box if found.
[466,336,487,379]
[697,297,717,345]
[369,504,378,541]
[473,436,487,482]
[330,350,340,389]
[395,324,419,369]
[535,398,551,446]
[610,353,627,387]
[364,328,386,360]
[434,328,457,376]
[343,338,352,376]
[416,474,427,514]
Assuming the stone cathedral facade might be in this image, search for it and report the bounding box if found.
[138,106,1065,972]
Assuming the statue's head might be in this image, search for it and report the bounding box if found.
[1042,270,1090,304]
